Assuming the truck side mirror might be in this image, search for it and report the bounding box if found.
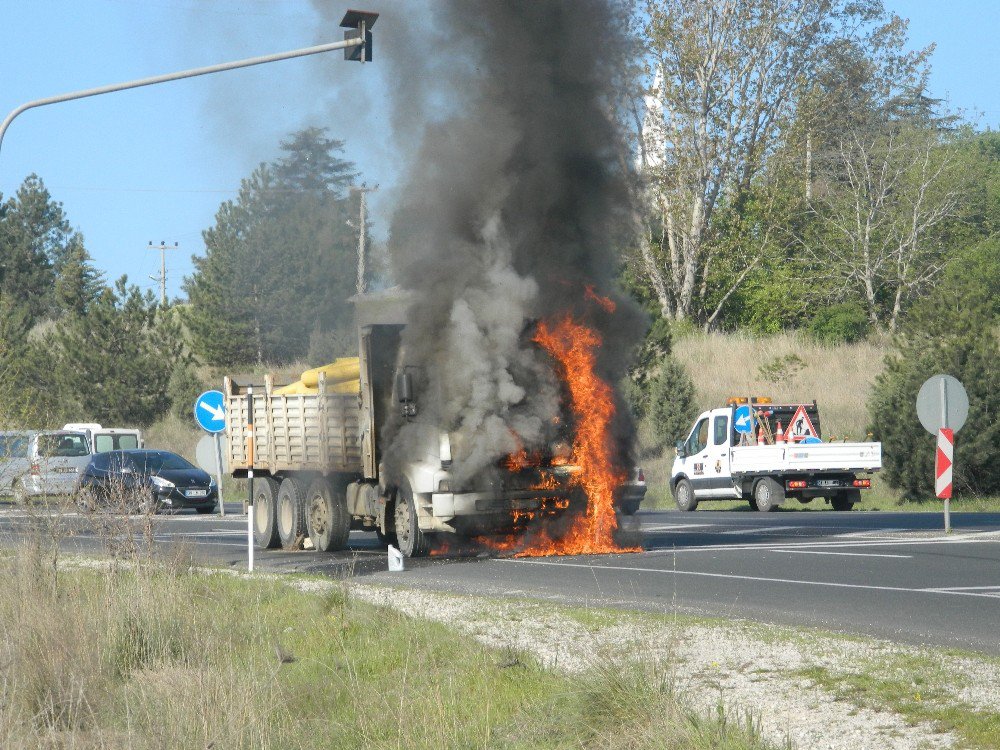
[675,441,687,458]
[395,372,412,403]
[395,372,417,418]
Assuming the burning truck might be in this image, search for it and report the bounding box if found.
[225,287,642,558]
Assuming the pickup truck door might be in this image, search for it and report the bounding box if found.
[707,411,739,497]
[688,410,739,498]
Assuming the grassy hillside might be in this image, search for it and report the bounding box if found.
[672,331,888,440]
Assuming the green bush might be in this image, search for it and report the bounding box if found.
[869,273,1000,499]
[647,356,698,448]
[808,302,870,344]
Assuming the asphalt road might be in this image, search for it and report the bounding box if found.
[2,503,998,654]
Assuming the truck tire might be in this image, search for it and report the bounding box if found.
[831,489,860,512]
[305,477,351,552]
[753,478,784,512]
[393,483,430,557]
[253,477,280,549]
[673,478,698,512]
[277,476,308,549]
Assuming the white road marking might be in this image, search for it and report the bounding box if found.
[643,533,1000,555]
[500,558,1000,600]
[834,528,907,537]
[720,525,797,535]
[778,549,911,559]
[642,523,716,531]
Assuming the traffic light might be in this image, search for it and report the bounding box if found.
[340,10,379,62]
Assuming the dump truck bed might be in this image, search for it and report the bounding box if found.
[223,377,363,476]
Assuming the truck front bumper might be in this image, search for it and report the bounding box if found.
[431,489,572,518]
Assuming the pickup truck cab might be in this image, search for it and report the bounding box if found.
[671,401,881,512]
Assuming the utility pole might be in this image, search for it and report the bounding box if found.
[350,184,378,294]
[148,241,179,305]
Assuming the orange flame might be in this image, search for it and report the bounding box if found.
[584,284,616,314]
[478,314,636,558]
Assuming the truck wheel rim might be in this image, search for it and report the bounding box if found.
[311,495,330,540]
[254,500,269,533]
[395,499,411,547]
[279,499,293,535]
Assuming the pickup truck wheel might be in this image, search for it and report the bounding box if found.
[753,478,784,513]
[305,478,351,552]
[393,484,430,557]
[831,489,860,512]
[252,477,280,548]
[277,477,308,549]
[673,479,698,512]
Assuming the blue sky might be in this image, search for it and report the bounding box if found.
[0,0,997,301]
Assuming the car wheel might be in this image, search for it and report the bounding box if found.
[12,480,28,505]
[393,482,430,557]
[673,478,698,512]
[753,478,784,513]
[305,477,351,553]
[277,476,307,549]
[138,490,160,515]
[75,488,97,512]
[252,477,280,549]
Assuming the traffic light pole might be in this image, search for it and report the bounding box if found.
[0,15,376,157]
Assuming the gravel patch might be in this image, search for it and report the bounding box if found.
[348,583,970,750]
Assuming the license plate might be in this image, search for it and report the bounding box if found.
[53,467,77,474]
[185,489,208,498]
[817,479,840,487]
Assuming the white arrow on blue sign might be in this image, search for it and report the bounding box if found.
[194,390,227,433]
[734,404,753,434]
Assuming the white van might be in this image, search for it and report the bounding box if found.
[0,431,34,497]
[12,430,93,502]
[63,423,143,453]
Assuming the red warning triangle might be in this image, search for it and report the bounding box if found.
[936,446,952,473]
[786,404,819,441]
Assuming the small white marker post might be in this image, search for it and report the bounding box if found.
[246,385,255,572]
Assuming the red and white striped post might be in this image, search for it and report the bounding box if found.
[936,428,954,533]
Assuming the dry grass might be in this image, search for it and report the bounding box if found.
[0,547,778,750]
[672,330,889,439]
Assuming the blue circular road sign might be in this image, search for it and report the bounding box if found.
[734,404,754,434]
[194,390,227,433]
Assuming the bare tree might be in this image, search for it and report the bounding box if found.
[802,123,968,330]
[633,0,934,329]
[637,0,848,323]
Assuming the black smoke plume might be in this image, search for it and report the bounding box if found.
[377,0,646,483]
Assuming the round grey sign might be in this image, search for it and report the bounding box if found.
[195,434,218,473]
[916,374,968,435]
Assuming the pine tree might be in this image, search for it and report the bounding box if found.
[869,258,1000,499]
[50,278,186,425]
[184,128,361,366]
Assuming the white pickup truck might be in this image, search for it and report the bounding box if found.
[670,401,881,512]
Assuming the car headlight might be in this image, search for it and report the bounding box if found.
[150,476,175,489]
[209,476,218,487]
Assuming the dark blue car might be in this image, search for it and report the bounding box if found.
[76,449,217,514]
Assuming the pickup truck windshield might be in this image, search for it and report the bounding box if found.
[687,418,709,454]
